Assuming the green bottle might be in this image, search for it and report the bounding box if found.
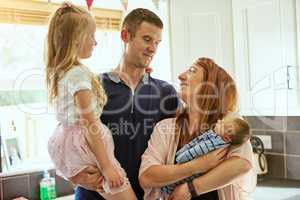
[40,170,57,200]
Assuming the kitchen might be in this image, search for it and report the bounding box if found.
[0,0,300,199]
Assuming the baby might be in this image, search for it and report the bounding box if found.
[161,116,251,194]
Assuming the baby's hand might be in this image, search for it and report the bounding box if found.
[102,166,124,188]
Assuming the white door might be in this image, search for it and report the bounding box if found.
[232,0,299,116]
[169,0,235,82]
[288,0,300,115]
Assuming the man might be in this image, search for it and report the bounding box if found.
[71,8,179,200]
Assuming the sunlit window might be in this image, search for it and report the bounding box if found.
[0,0,172,173]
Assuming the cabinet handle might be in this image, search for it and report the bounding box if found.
[287,65,295,90]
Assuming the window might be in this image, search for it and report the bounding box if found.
[0,0,172,173]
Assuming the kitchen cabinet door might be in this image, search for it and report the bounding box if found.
[169,0,235,80]
[233,0,299,115]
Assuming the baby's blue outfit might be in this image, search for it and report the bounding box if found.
[161,130,230,194]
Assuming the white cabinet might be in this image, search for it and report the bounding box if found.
[169,0,235,81]
[232,0,300,115]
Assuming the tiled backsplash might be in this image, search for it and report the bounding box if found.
[244,116,300,180]
[0,169,74,200]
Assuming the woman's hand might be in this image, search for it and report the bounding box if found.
[168,183,191,200]
[69,166,104,192]
[191,147,228,173]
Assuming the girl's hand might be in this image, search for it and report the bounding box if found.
[192,147,228,173]
[103,166,124,188]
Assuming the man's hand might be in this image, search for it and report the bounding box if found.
[69,166,104,192]
[145,67,153,73]
[168,183,191,200]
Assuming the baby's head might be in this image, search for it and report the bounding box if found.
[214,117,251,145]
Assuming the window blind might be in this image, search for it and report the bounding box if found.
[0,0,123,30]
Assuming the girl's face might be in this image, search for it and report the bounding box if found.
[178,63,204,104]
[78,19,97,59]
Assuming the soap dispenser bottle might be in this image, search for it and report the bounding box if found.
[40,170,56,200]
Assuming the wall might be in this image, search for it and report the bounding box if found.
[245,116,300,180]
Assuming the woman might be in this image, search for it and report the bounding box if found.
[139,57,256,200]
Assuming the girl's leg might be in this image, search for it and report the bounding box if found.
[101,187,137,200]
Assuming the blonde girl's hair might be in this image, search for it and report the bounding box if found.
[45,2,107,107]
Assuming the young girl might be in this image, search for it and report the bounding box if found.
[46,3,136,200]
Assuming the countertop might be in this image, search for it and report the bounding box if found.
[252,178,300,200]
[56,195,74,200]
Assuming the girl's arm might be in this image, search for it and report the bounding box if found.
[139,147,228,188]
[74,90,123,187]
[74,90,111,170]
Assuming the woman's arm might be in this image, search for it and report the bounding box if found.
[168,157,251,200]
[193,156,251,194]
[139,147,228,188]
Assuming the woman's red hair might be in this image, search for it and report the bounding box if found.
[176,57,238,148]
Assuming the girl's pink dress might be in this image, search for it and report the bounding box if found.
[48,123,130,194]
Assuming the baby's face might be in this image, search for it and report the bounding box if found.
[214,119,234,142]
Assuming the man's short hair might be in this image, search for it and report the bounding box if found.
[122,8,163,37]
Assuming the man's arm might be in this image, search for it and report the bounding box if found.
[69,166,104,192]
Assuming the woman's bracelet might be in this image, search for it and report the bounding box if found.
[187,180,198,198]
